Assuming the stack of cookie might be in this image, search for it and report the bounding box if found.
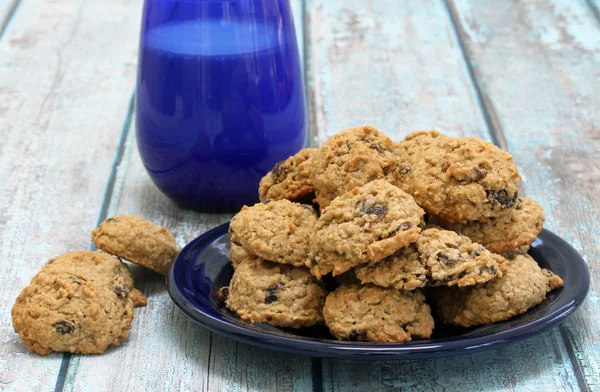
[12,215,180,355]
[224,125,564,342]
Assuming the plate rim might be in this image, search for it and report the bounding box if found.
[167,222,590,360]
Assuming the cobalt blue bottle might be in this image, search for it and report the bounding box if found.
[136,0,307,211]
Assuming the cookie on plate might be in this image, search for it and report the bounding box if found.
[354,245,428,291]
[397,130,521,223]
[310,126,403,210]
[229,200,317,267]
[11,251,146,355]
[225,258,327,328]
[230,243,259,269]
[429,198,544,253]
[416,228,502,287]
[323,284,434,342]
[432,254,564,327]
[258,148,316,203]
[309,180,424,278]
[91,215,180,275]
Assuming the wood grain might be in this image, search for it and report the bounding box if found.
[305,0,587,390]
[64,1,314,391]
[451,0,600,389]
[304,0,491,146]
[0,0,141,391]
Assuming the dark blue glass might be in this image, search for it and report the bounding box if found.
[136,0,306,211]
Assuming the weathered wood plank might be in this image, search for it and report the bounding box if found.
[305,0,491,146]
[0,0,142,391]
[450,0,600,389]
[64,1,314,390]
[305,0,584,390]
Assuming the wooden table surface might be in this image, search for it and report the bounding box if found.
[1,0,599,391]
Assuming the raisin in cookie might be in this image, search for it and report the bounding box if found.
[229,200,317,267]
[432,254,564,327]
[11,251,145,355]
[225,258,327,328]
[311,126,403,210]
[92,215,180,275]
[429,198,544,253]
[309,180,424,278]
[258,148,316,203]
[354,245,428,290]
[323,284,434,342]
[416,228,502,287]
[397,130,521,223]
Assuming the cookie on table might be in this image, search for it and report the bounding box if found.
[229,199,317,267]
[229,243,260,269]
[354,245,428,291]
[397,130,522,223]
[225,258,327,328]
[416,228,502,287]
[258,148,317,203]
[41,251,147,307]
[429,198,544,253]
[309,180,424,278]
[310,125,403,210]
[91,215,180,275]
[11,251,146,355]
[432,254,564,327]
[323,284,434,342]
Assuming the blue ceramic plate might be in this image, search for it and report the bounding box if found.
[167,223,589,360]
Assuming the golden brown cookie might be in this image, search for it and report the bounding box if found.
[397,130,522,223]
[11,251,146,355]
[354,245,428,290]
[308,180,424,278]
[229,243,259,269]
[415,228,502,287]
[323,284,434,342]
[310,126,403,210]
[258,148,316,203]
[225,258,327,328]
[91,215,180,275]
[432,254,564,327]
[428,198,544,253]
[229,200,317,267]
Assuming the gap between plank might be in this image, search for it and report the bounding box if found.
[443,0,591,390]
[53,92,136,392]
[586,0,600,27]
[0,0,22,42]
[442,0,508,150]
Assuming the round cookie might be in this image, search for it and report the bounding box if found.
[323,284,434,342]
[258,148,316,203]
[91,215,180,275]
[397,130,522,223]
[225,258,327,328]
[416,228,502,287]
[42,251,147,307]
[429,198,544,253]
[432,254,564,327]
[11,251,145,355]
[354,245,428,291]
[310,125,403,210]
[229,200,317,267]
[309,180,424,278]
